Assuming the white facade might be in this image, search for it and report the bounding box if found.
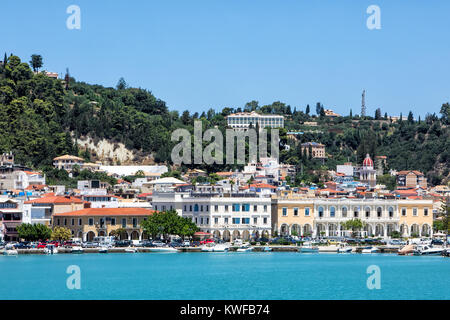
[152,192,272,241]
[227,112,284,131]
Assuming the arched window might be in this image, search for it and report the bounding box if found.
[365,207,370,218]
[342,207,347,218]
[318,207,324,218]
[354,207,359,218]
[194,204,199,212]
[388,207,394,218]
[330,207,336,217]
[377,207,382,218]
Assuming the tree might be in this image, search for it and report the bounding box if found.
[51,226,72,242]
[116,77,127,90]
[349,109,352,118]
[110,228,128,240]
[16,223,52,241]
[30,54,43,72]
[140,210,199,240]
[342,219,365,238]
[305,104,310,115]
[375,108,381,120]
[440,102,450,124]
[407,111,414,124]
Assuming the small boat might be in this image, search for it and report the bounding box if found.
[70,246,84,254]
[361,246,380,254]
[201,245,215,252]
[44,244,58,255]
[98,246,109,253]
[398,244,414,255]
[299,241,319,253]
[263,246,272,252]
[125,247,138,253]
[212,244,229,252]
[236,245,253,252]
[3,248,18,256]
[337,243,352,253]
[413,245,444,256]
[148,247,178,253]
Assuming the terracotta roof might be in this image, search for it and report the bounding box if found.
[53,208,156,217]
[137,192,153,198]
[25,184,47,190]
[215,172,234,176]
[25,195,84,204]
[53,154,84,161]
[397,170,424,176]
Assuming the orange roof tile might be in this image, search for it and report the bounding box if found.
[25,195,84,205]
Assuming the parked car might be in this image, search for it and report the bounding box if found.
[431,239,444,246]
[151,240,165,247]
[182,240,191,247]
[82,242,99,248]
[15,242,32,249]
[140,240,153,247]
[200,239,215,245]
[114,240,132,247]
[37,242,47,249]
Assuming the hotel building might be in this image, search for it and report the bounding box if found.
[272,197,434,239]
[226,112,284,131]
[152,190,272,241]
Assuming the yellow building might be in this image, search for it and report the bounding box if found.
[52,207,155,241]
[53,155,85,172]
[272,196,434,238]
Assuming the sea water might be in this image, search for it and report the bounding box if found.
[0,253,448,300]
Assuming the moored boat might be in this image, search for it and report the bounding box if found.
[236,245,253,252]
[263,246,272,252]
[2,248,18,256]
[413,245,444,256]
[299,241,319,253]
[70,246,84,254]
[398,244,414,255]
[361,246,380,254]
[212,244,229,252]
[337,243,352,253]
[44,244,58,255]
[125,247,138,253]
[148,247,177,253]
[98,246,109,253]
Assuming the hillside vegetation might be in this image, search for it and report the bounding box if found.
[0,54,448,185]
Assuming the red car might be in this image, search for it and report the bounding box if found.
[200,239,215,245]
[37,242,47,249]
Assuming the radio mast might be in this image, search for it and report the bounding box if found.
[361,90,366,117]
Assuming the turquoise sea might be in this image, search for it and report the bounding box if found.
[0,252,448,300]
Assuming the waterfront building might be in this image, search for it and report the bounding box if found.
[0,198,22,241]
[52,207,155,241]
[23,194,85,226]
[152,189,272,241]
[226,111,284,131]
[272,196,434,239]
[80,194,119,208]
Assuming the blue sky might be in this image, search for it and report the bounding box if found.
[1,0,449,117]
